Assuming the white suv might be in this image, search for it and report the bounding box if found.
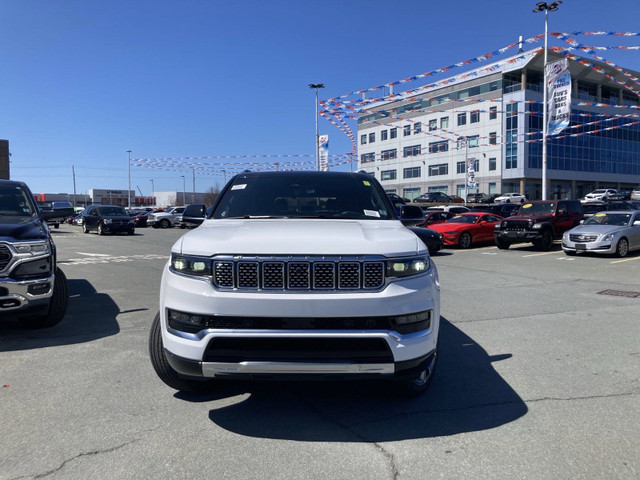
[583,189,617,202]
[150,171,441,396]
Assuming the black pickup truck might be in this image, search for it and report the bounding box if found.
[37,201,75,229]
[0,180,68,327]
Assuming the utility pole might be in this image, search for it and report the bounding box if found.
[308,83,325,171]
[127,150,132,207]
[72,166,77,208]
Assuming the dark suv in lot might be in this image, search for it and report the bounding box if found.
[494,200,583,250]
[81,205,135,235]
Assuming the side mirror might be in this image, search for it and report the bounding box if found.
[182,204,207,225]
[399,205,425,227]
[633,220,640,226]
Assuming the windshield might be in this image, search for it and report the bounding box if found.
[98,206,127,216]
[584,213,632,226]
[213,173,394,220]
[517,202,557,215]
[448,214,478,224]
[0,185,37,217]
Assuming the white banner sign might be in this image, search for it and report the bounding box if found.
[546,58,572,136]
[319,135,329,171]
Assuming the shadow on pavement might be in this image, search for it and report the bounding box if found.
[0,276,120,351]
[179,317,528,441]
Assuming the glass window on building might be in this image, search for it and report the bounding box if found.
[360,134,367,145]
[369,132,375,143]
[428,185,448,193]
[381,170,397,181]
[505,103,518,169]
[470,111,480,123]
[390,127,397,139]
[429,164,448,176]
[403,187,421,201]
[429,119,437,131]
[360,153,375,163]
[414,122,422,134]
[403,145,421,157]
[428,141,448,153]
[457,112,467,126]
[381,130,388,141]
[456,161,465,174]
[488,182,497,194]
[403,167,421,179]
[381,149,397,160]
[403,125,411,136]
[456,184,466,197]
[440,117,449,129]
[489,157,497,171]
[489,132,497,145]
[468,135,479,147]
[489,106,498,120]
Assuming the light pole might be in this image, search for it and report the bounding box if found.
[308,83,325,171]
[150,179,154,202]
[533,1,562,200]
[180,175,186,205]
[127,150,132,208]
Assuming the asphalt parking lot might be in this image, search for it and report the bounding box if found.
[1,224,639,480]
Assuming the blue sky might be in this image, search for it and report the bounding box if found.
[2,0,640,196]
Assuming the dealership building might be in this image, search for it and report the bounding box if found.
[356,49,640,200]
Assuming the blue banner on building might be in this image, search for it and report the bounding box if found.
[546,58,572,136]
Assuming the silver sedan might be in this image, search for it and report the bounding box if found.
[562,210,640,257]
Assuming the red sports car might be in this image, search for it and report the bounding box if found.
[422,211,455,228]
[429,212,504,248]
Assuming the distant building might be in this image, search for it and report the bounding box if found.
[357,49,640,200]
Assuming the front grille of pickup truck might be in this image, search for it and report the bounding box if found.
[0,245,12,271]
[502,220,531,231]
[212,256,385,291]
[203,337,393,364]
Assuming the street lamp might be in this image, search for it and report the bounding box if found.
[308,83,325,171]
[127,150,132,208]
[150,179,154,201]
[533,1,562,200]
[180,175,186,205]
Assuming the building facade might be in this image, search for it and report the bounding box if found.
[356,49,640,201]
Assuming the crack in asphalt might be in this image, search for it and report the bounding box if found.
[296,392,399,480]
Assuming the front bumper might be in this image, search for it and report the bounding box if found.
[561,239,615,255]
[159,262,440,379]
[0,274,54,313]
[495,230,542,244]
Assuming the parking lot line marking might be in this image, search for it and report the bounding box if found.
[522,251,560,257]
[610,256,640,264]
[75,252,111,256]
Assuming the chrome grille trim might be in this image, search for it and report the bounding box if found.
[569,234,598,242]
[0,244,12,271]
[211,255,386,292]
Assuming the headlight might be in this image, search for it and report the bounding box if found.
[103,218,112,224]
[602,234,614,242]
[532,223,542,229]
[128,219,135,224]
[387,255,429,278]
[14,241,51,256]
[170,253,212,276]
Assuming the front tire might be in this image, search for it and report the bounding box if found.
[496,238,510,250]
[149,313,216,393]
[458,232,472,249]
[82,223,89,234]
[160,219,170,229]
[615,238,629,258]
[98,223,105,235]
[20,268,68,328]
[536,230,553,251]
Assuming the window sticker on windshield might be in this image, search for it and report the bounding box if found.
[364,209,380,218]
[363,181,371,186]
[231,184,247,190]
[522,203,532,208]
[594,212,605,216]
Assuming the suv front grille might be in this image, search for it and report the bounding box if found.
[0,245,12,271]
[503,220,530,231]
[213,256,385,291]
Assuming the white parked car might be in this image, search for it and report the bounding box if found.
[494,193,526,204]
[147,206,185,229]
[582,189,617,202]
[149,171,441,397]
[562,210,640,257]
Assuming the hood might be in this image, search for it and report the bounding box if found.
[175,219,423,257]
[429,222,473,232]
[104,215,132,220]
[0,216,49,240]
[567,224,627,236]
[511,213,554,222]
